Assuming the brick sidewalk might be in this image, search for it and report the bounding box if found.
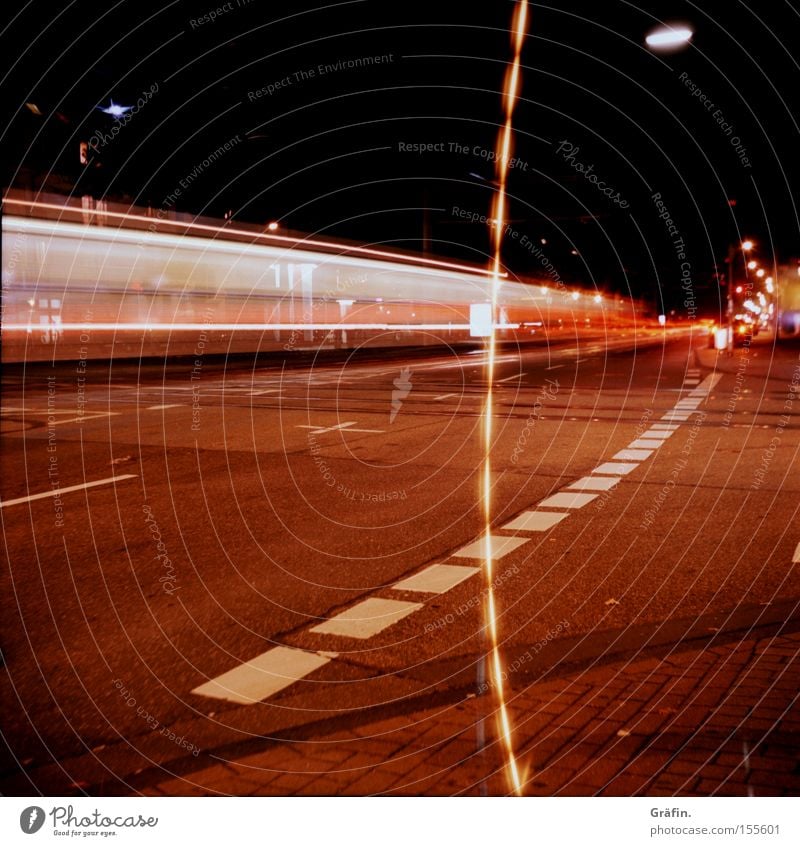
[144,629,800,796]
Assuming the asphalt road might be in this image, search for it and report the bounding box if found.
[1,328,798,794]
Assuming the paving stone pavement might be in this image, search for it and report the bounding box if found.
[141,627,800,797]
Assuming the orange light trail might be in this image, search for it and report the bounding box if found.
[481,0,528,796]
[1,198,503,279]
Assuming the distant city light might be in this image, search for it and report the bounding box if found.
[747,260,757,269]
[756,268,765,277]
[594,294,603,303]
[267,221,279,231]
[645,24,694,51]
[741,239,755,251]
[571,291,580,300]
[98,99,132,118]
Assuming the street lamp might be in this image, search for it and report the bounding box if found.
[726,239,754,352]
[645,24,694,52]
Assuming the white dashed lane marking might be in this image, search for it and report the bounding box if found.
[793,542,800,564]
[502,511,569,531]
[393,563,480,594]
[566,476,621,492]
[147,404,184,410]
[452,534,529,559]
[309,597,422,639]
[538,491,598,509]
[191,646,332,705]
[593,461,639,475]
[188,369,726,706]
[614,448,654,461]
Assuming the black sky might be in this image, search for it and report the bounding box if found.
[2,0,800,317]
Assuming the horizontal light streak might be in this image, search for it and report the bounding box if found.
[3,199,503,278]
[4,322,522,332]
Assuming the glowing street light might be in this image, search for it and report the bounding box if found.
[741,239,755,251]
[266,221,279,231]
[98,99,132,118]
[645,24,694,51]
[747,260,757,269]
[756,268,765,278]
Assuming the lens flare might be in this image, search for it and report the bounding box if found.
[480,0,528,796]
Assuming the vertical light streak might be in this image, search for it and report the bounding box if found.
[481,0,528,796]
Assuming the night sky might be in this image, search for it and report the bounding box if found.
[3,0,799,316]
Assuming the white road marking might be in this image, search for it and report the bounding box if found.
[661,413,691,422]
[434,393,458,401]
[1,474,137,508]
[644,429,674,439]
[250,389,282,396]
[628,438,666,450]
[502,510,569,531]
[191,646,331,705]
[538,491,598,509]
[545,364,565,370]
[613,448,654,461]
[498,373,526,383]
[684,379,700,386]
[297,421,384,434]
[2,408,93,415]
[393,563,480,594]
[453,534,529,559]
[310,597,422,639]
[566,476,620,492]
[593,462,639,475]
[50,412,119,426]
[793,542,800,564]
[650,423,680,431]
[147,404,184,410]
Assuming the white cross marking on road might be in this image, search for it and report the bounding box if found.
[297,421,384,434]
